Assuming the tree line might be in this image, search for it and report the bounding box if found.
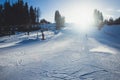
[0,0,66,38]
[2,0,120,37]
[0,0,40,36]
[104,17,120,25]
[93,9,120,27]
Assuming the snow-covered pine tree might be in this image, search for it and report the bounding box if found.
[93,9,104,30]
[55,10,65,30]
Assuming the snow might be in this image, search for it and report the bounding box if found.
[0,24,120,80]
[90,46,117,54]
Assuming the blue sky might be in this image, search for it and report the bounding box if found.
[0,0,120,23]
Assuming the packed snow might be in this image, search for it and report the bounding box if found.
[0,24,120,80]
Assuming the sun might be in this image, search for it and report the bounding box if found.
[76,6,94,25]
[63,4,95,32]
[79,7,94,30]
[70,6,94,32]
[65,5,94,24]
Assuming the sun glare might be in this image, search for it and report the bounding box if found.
[67,5,94,32]
[79,7,94,26]
[81,7,94,31]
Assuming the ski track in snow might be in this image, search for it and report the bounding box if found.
[0,25,120,80]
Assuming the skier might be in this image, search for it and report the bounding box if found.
[41,30,45,40]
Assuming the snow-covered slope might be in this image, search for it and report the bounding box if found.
[0,24,120,80]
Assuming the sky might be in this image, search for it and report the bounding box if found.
[0,0,120,23]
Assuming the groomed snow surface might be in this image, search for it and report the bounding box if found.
[0,24,120,80]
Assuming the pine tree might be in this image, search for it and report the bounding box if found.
[114,17,120,24]
[30,6,36,24]
[24,2,29,24]
[4,0,12,25]
[93,9,104,29]
[36,8,40,23]
[55,10,65,30]
[61,17,65,27]
[0,5,3,34]
[55,10,61,30]
[108,17,114,25]
[0,5,3,26]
